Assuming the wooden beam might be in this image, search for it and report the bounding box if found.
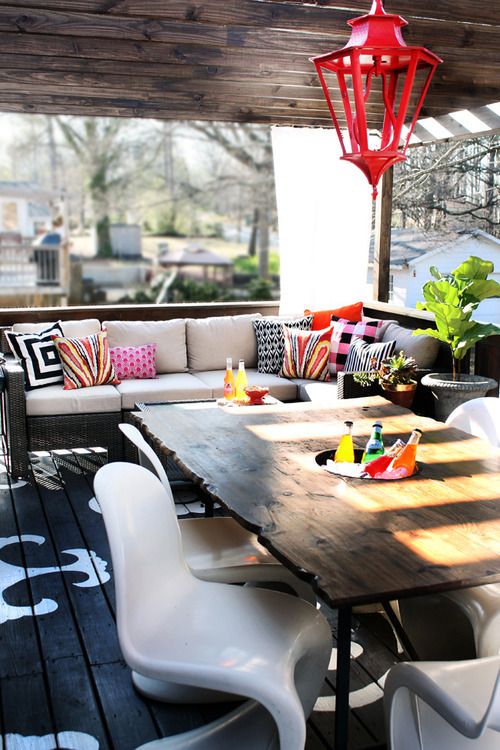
[372,168,393,304]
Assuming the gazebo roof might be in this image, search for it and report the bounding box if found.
[0,2,499,132]
[160,247,233,267]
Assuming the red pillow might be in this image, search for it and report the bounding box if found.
[304,302,363,330]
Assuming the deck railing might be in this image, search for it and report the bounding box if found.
[0,299,497,391]
[0,240,61,288]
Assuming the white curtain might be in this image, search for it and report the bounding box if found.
[272,126,372,315]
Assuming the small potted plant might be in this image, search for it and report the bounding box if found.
[414,255,499,420]
[354,351,418,409]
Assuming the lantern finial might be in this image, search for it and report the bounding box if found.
[311,0,442,198]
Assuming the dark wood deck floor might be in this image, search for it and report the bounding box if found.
[0,448,401,749]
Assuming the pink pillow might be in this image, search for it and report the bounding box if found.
[329,318,383,375]
[109,343,158,380]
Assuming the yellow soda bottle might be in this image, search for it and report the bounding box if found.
[223,357,235,401]
[334,421,355,463]
[235,358,248,401]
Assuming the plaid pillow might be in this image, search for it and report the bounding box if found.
[281,325,332,381]
[329,318,383,375]
[345,337,396,372]
[52,331,120,390]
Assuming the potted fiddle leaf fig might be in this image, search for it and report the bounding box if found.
[414,256,500,420]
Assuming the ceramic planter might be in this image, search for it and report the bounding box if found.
[420,373,498,422]
[381,382,417,410]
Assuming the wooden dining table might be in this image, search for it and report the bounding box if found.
[132,395,500,750]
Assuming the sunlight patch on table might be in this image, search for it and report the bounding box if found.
[248,421,345,443]
[395,519,500,565]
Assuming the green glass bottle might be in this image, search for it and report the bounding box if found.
[362,421,384,464]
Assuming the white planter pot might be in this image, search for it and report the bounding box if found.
[421,373,498,422]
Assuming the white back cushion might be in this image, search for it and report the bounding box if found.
[13,318,101,338]
[186,313,261,371]
[103,319,187,373]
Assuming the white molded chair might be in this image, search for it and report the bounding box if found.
[446,397,500,448]
[399,397,500,659]
[385,656,500,749]
[119,423,316,605]
[94,463,332,750]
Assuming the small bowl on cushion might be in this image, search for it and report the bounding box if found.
[244,385,269,405]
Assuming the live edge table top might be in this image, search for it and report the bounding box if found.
[132,397,500,610]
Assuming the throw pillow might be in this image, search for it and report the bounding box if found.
[345,337,396,372]
[110,343,158,380]
[5,323,64,390]
[52,331,120,390]
[281,325,332,381]
[304,301,363,330]
[330,318,383,375]
[253,316,313,374]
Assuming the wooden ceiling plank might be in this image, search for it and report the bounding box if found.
[1,6,500,60]
[4,1,500,32]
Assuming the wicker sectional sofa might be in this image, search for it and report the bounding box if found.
[0,312,439,479]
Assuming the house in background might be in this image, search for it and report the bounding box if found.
[368,228,500,323]
[0,182,69,306]
[0,181,57,237]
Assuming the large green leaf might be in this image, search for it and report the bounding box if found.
[453,256,494,281]
[466,279,500,302]
[452,321,500,360]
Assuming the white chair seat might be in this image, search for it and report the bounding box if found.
[385,655,500,750]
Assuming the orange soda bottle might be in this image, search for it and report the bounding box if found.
[223,357,235,401]
[334,421,355,463]
[388,429,422,477]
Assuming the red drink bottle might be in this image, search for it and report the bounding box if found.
[363,439,405,477]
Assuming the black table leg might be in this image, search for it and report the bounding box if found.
[335,605,352,750]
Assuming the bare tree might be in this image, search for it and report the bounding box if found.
[56,117,133,257]
[394,136,500,237]
[188,123,275,279]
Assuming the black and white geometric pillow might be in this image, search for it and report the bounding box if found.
[253,316,313,374]
[5,323,64,390]
[344,336,396,373]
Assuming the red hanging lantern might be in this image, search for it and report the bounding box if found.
[311,0,442,198]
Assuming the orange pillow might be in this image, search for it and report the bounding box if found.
[304,302,363,330]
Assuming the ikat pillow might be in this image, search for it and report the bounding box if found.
[329,318,383,375]
[5,323,64,390]
[253,316,313,374]
[344,336,396,373]
[281,325,332,381]
[52,331,120,390]
[109,343,158,380]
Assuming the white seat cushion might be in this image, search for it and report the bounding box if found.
[195,369,298,401]
[293,378,338,403]
[26,384,121,416]
[103,319,188,374]
[186,314,261,371]
[116,372,212,410]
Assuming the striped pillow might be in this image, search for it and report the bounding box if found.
[52,331,120,390]
[345,337,396,372]
[281,325,332,381]
[329,318,383,375]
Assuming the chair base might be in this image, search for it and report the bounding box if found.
[136,699,279,750]
[132,671,241,704]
